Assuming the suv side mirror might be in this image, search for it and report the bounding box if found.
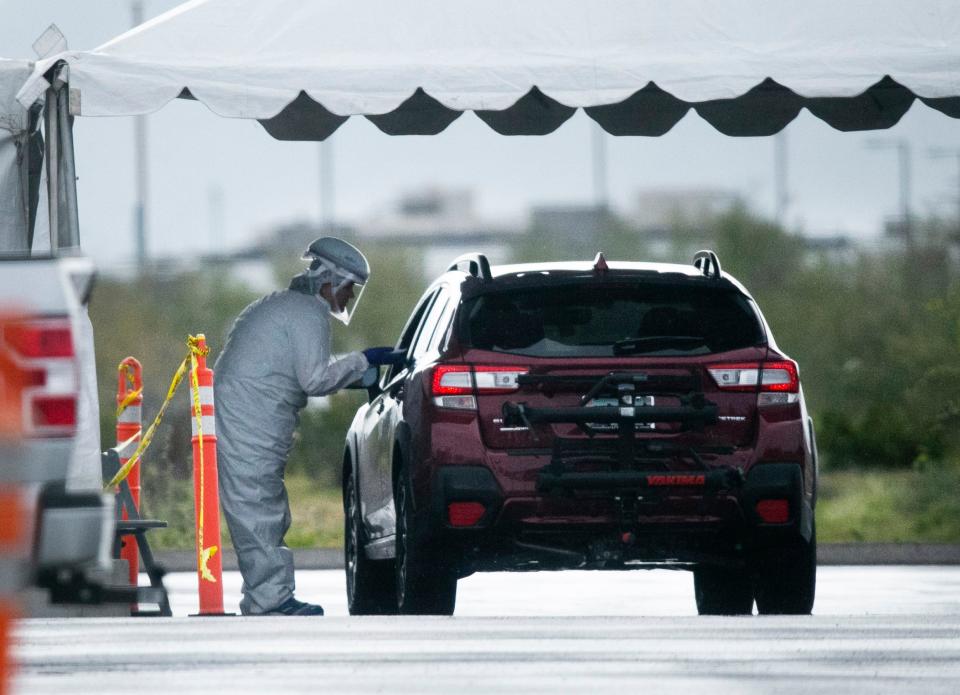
[345,365,381,401]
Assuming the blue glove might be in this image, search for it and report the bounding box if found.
[363,346,406,367]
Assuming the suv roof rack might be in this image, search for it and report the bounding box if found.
[693,250,722,280]
[448,253,492,281]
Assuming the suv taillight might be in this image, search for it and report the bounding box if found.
[432,365,528,410]
[707,360,799,405]
[1,318,78,436]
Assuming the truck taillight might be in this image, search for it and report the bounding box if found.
[4,321,73,358]
[432,365,528,409]
[32,396,76,428]
[2,318,78,437]
[708,360,799,405]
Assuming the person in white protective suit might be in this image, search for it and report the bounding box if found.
[215,237,403,616]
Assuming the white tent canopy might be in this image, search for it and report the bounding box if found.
[17,0,960,139]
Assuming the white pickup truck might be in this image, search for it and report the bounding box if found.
[2,59,115,605]
[0,256,114,590]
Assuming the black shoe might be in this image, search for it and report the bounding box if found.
[264,596,325,616]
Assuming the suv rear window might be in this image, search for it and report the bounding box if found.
[461,283,765,357]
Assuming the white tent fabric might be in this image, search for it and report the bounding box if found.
[1,59,39,253]
[16,0,960,138]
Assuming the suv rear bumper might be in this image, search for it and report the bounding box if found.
[428,462,811,570]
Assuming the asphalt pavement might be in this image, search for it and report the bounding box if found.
[12,566,960,694]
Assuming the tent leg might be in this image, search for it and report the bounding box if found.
[57,81,80,250]
[42,64,81,254]
[43,85,59,253]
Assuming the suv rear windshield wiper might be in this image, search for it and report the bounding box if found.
[612,335,707,355]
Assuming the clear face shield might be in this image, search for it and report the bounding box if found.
[328,272,366,326]
[308,259,366,325]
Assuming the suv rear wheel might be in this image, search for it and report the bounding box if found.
[693,565,754,615]
[754,522,817,615]
[344,467,397,615]
[395,456,457,615]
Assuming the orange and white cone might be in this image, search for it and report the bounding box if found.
[190,335,225,615]
[116,358,143,594]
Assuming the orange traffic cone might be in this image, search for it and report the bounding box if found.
[116,358,143,595]
[190,335,226,615]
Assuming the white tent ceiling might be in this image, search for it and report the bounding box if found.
[17,0,960,140]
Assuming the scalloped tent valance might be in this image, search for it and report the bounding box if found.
[17,0,960,139]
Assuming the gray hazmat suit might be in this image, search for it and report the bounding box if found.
[214,289,367,615]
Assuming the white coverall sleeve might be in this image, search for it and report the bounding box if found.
[289,309,369,397]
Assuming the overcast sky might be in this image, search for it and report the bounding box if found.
[4,0,960,267]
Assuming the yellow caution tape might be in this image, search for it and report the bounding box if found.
[116,361,143,419]
[105,335,210,490]
[117,362,143,420]
[115,388,143,419]
[199,545,219,583]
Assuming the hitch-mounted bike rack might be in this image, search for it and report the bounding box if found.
[502,370,744,537]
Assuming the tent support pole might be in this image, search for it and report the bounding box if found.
[56,77,80,250]
[43,64,81,254]
[43,85,59,253]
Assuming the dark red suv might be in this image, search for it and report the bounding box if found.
[343,251,817,616]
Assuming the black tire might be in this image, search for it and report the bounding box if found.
[395,458,457,615]
[344,468,397,615]
[754,523,817,616]
[693,566,754,615]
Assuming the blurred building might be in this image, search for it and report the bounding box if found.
[631,187,741,260]
[525,204,612,259]
[355,188,520,275]
[128,185,873,291]
[357,188,516,243]
[529,204,609,240]
[633,187,741,229]
[800,235,857,266]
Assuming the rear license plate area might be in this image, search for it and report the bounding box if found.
[586,396,655,431]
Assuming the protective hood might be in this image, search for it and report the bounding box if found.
[299,237,368,325]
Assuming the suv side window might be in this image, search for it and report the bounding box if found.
[428,294,458,353]
[411,288,449,359]
[385,289,438,384]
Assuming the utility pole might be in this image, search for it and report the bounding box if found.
[774,131,789,226]
[207,185,223,252]
[591,122,609,211]
[866,138,913,249]
[928,147,960,235]
[898,140,912,247]
[318,140,334,233]
[132,0,148,267]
